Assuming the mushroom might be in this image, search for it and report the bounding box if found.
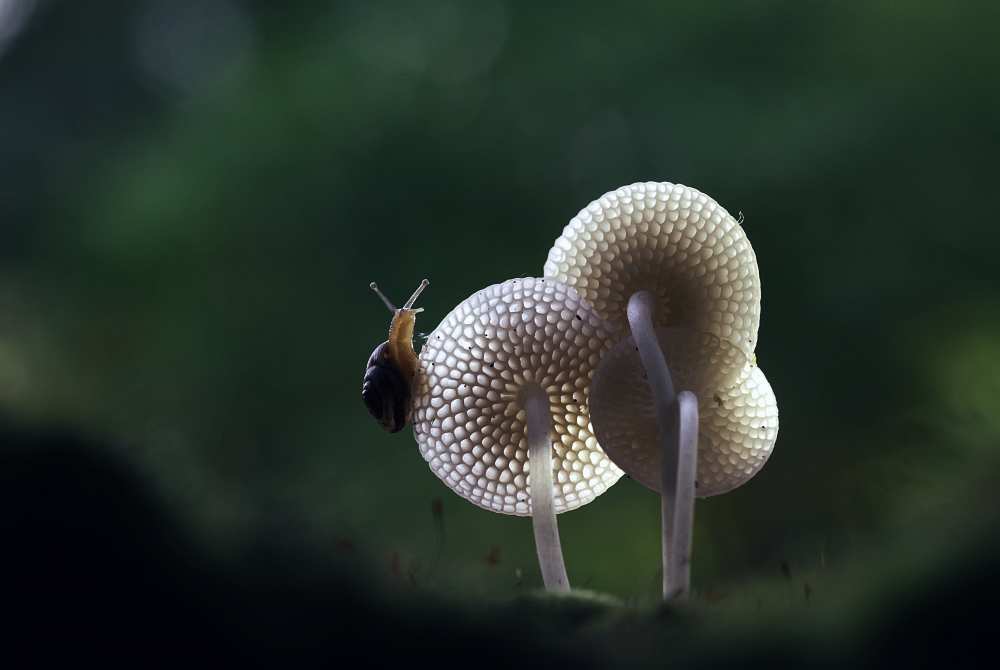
[544,181,778,599]
[411,277,621,591]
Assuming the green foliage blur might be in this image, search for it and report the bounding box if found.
[2,0,998,609]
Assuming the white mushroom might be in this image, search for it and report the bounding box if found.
[412,277,621,590]
[544,182,778,600]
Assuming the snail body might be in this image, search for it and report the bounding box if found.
[362,279,429,433]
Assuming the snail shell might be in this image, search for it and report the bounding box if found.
[362,341,411,433]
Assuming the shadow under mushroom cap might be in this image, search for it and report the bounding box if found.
[544,181,761,357]
[412,277,623,516]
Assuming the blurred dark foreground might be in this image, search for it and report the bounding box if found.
[2,416,996,668]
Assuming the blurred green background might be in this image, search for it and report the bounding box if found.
[2,0,998,609]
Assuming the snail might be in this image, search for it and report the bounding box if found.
[362,279,429,433]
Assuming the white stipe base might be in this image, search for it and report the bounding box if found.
[523,383,570,592]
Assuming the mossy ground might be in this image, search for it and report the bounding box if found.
[4,418,996,667]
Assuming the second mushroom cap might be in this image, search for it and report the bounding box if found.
[590,327,779,497]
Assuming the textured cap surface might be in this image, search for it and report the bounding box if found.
[699,364,779,496]
[590,327,778,497]
[544,182,761,355]
[413,277,623,516]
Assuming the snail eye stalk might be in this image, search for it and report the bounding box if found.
[369,282,397,313]
[402,279,430,310]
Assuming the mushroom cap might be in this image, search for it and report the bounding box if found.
[590,327,778,497]
[412,277,623,516]
[544,181,761,356]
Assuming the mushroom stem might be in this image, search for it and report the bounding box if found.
[522,383,570,592]
[626,290,696,601]
[626,291,676,403]
[666,390,698,600]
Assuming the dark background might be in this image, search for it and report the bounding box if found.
[2,0,998,663]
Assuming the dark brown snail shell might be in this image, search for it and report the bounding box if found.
[362,341,411,433]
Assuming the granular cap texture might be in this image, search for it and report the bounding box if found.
[544,181,761,356]
[413,277,623,515]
